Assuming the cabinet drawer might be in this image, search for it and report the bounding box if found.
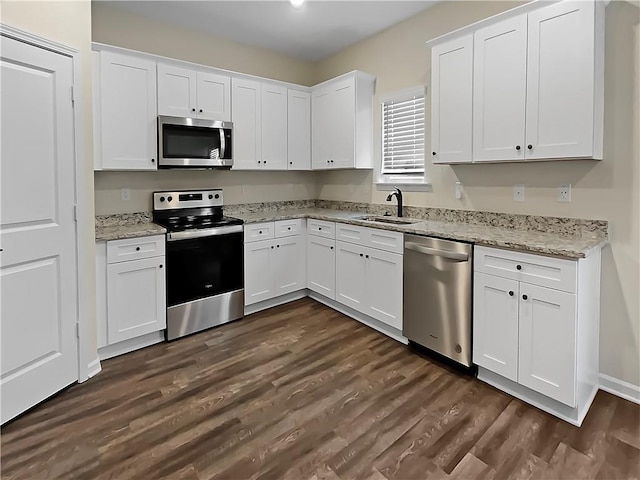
[336,223,366,244]
[244,222,275,242]
[275,218,304,238]
[474,246,577,293]
[365,227,403,254]
[107,235,165,264]
[308,219,335,239]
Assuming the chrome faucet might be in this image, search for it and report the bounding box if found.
[386,187,403,217]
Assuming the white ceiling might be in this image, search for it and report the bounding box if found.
[100,1,439,62]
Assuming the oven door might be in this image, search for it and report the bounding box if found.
[166,230,243,307]
[158,115,233,168]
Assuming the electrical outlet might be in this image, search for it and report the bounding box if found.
[121,188,130,201]
[455,181,464,200]
[558,184,572,202]
[513,184,525,202]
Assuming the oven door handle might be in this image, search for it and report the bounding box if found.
[167,225,243,241]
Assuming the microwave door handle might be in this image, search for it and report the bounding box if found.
[219,128,225,159]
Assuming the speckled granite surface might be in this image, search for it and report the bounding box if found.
[95,213,165,242]
[96,200,607,258]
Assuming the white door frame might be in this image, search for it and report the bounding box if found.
[0,24,99,384]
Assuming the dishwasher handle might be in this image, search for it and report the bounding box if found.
[405,242,469,261]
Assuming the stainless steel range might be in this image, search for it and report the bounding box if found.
[153,189,244,340]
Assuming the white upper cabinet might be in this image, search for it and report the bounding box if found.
[232,78,262,170]
[431,34,473,164]
[261,83,288,170]
[429,0,604,164]
[157,63,230,121]
[525,0,601,160]
[98,51,157,170]
[311,71,375,170]
[288,89,311,170]
[473,15,528,162]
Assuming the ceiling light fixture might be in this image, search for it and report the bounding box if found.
[290,0,305,8]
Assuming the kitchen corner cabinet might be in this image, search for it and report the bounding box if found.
[96,235,166,353]
[244,219,306,305]
[95,51,158,170]
[157,63,231,121]
[473,245,601,425]
[430,0,604,164]
[311,71,375,170]
[288,89,311,170]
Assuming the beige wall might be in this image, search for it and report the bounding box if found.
[316,1,640,387]
[91,2,320,214]
[1,0,98,377]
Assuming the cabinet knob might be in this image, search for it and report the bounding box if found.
[287,227,291,230]
[516,265,522,271]
[199,109,203,113]
[159,264,163,269]
[277,245,280,248]
[432,152,436,156]
[515,145,521,151]
[366,255,369,259]
[509,291,514,296]
[151,158,155,163]
[258,160,261,164]
[527,144,533,150]
[259,230,262,234]
[360,253,363,257]
[318,227,322,231]
[191,108,196,112]
[289,161,293,165]
[271,246,274,249]
[522,294,528,300]
[330,246,334,250]
[264,160,267,164]
[136,247,140,251]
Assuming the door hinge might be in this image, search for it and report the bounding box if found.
[70,85,75,106]
[76,323,80,338]
[73,205,78,222]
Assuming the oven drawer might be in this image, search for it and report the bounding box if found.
[244,222,275,243]
[106,235,165,264]
[308,219,335,239]
[275,218,304,238]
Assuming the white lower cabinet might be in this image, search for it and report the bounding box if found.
[335,241,366,311]
[307,234,336,300]
[473,245,600,425]
[96,235,167,357]
[244,219,306,306]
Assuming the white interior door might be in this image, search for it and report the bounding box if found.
[0,36,79,424]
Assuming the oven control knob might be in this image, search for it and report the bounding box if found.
[208,194,213,199]
[215,194,220,199]
[168,196,173,202]
[159,196,165,202]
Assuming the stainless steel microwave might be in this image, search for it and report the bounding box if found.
[158,115,233,168]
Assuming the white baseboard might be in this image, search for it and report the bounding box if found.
[86,359,102,379]
[98,331,165,361]
[599,373,640,404]
[244,290,308,316]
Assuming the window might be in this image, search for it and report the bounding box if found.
[381,87,425,179]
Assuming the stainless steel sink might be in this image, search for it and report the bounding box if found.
[353,215,418,225]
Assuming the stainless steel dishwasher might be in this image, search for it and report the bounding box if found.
[403,235,473,367]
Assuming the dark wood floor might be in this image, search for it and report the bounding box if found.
[2,298,639,480]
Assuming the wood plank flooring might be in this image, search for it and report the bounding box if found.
[2,298,639,480]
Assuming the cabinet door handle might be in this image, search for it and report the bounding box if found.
[508,291,514,296]
[516,265,522,270]
[516,145,521,151]
[522,294,528,300]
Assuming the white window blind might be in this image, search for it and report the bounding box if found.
[382,89,425,175]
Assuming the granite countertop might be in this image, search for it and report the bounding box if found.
[231,208,605,259]
[95,205,606,258]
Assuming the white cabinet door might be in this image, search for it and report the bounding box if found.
[525,1,595,160]
[196,71,231,121]
[335,241,366,313]
[288,89,311,170]
[261,83,288,170]
[518,284,577,407]
[244,239,274,306]
[273,236,306,297]
[473,15,527,162]
[106,257,166,344]
[431,34,473,164]
[157,63,196,118]
[473,273,519,382]
[311,88,332,170]
[366,248,403,330]
[100,52,157,170]
[329,77,355,169]
[232,78,261,170]
[307,235,335,299]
